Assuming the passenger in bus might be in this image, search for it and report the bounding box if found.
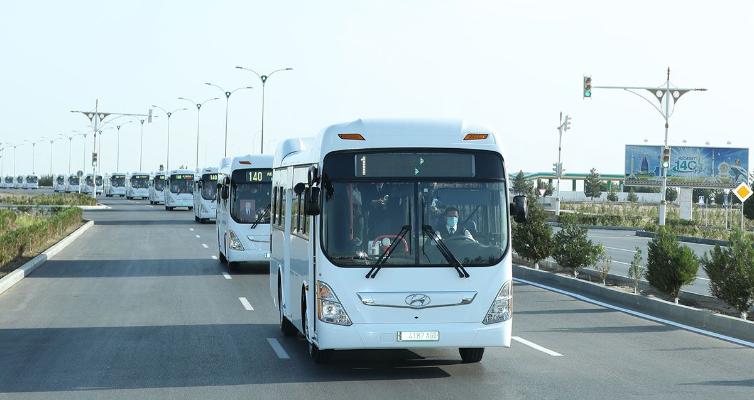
[436,207,475,241]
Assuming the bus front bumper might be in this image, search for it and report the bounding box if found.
[314,320,511,350]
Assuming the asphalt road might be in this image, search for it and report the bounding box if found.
[0,198,752,399]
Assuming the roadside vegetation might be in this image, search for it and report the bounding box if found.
[701,230,754,319]
[0,193,96,206]
[646,227,699,304]
[0,207,83,278]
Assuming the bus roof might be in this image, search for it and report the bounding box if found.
[199,167,218,175]
[220,155,273,174]
[110,172,127,176]
[168,169,195,175]
[274,118,500,167]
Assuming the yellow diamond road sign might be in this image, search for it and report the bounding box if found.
[734,182,753,202]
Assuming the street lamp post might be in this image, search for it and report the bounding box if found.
[178,96,220,171]
[235,66,293,154]
[554,113,572,216]
[204,83,253,157]
[115,121,134,172]
[151,105,188,173]
[588,68,706,226]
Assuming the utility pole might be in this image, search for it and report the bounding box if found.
[554,113,571,216]
[71,100,148,199]
[235,66,293,154]
[178,97,219,171]
[585,68,706,226]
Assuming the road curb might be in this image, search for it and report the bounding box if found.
[635,230,728,246]
[549,222,638,232]
[513,264,754,344]
[0,220,94,296]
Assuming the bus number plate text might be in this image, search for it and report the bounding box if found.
[397,331,439,342]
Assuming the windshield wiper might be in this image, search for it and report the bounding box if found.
[422,225,470,278]
[251,204,271,229]
[365,224,411,279]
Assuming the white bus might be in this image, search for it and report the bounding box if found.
[127,172,150,200]
[15,176,24,189]
[216,155,273,269]
[148,172,166,205]
[270,119,527,363]
[25,175,39,189]
[2,176,13,189]
[66,175,80,193]
[54,175,66,192]
[82,174,103,195]
[105,173,127,197]
[165,169,194,211]
[193,167,219,223]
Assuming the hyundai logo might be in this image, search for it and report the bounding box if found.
[405,294,431,308]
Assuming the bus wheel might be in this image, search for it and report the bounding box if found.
[278,280,298,337]
[303,296,331,363]
[459,348,485,363]
[218,251,227,264]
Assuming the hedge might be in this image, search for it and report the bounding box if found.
[0,207,83,269]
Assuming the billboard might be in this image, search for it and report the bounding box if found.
[624,145,749,189]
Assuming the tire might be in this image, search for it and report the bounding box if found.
[227,261,239,271]
[166,206,173,211]
[279,279,298,337]
[218,251,227,264]
[303,293,331,363]
[194,216,199,222]
[459,348,485,363]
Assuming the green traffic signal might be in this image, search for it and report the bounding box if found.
[583,76,592,98]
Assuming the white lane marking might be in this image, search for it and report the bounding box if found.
[222,272,232,280]
[604,246,637,253]
[512,336,563,357]
[267,338,290,359]
[211,255,218,260]
[202,243,209,248]
[239,297,254,310]
[189,228,195,232]
[195,234,201,238]
[513,276,754,349]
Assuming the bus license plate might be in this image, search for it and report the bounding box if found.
[397,331,439,342]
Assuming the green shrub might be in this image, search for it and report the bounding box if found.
[513,200,553,268]
[627,189,638,203]
[553,222,603,277]
[628,247,645,294]
[701,230,754,319]
[646,227,699,303]
[0,208,83,271]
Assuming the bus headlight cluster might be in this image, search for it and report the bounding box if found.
[483,280,512,325]
[228,231,245,251]
[316,281,352,326]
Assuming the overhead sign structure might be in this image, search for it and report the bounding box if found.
[733,182,753,203]
[624,145,749,189]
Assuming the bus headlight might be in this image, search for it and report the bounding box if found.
[228,230,244,251]
[316,281,352,326]
[483,280,512,325]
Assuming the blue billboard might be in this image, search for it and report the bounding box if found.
[625,145,749,188]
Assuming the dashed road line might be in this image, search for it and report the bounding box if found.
[202,243,209,249]
[211,255,218,260]
[222,272,232,280]
[603,246,637,253]
[512,336,563,357]
[195,234,201,238]
[189,228,195,232]
[267,338,290,359]
[239,297,254,311]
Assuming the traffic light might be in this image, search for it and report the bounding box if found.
[583,76,592,98]
[662,147,671,168]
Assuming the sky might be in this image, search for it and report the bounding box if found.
[1,0,752,177]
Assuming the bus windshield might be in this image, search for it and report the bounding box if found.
[96,176,103,186]
[56,177,65,184]
[231,169,272,224]
[111,176,126,186]
[68,177,80,185]
[321,150,508,267]
[201,173,219,200]
[26,176,38,183]
[153,176,165,191]
[169,174,194,194]
[130,175,149,188]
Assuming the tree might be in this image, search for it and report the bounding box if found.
[553,222,603,277]
[512,199,554,269]
[646,227,699,303]
[745,198,754,220]
[583,168,602,200]
[701,230,754,319]
[595,250,611,285]
[39,175,53,187]
[665,187,678,202]
[607,186,619,202]
[627,188,639,203]
[512,170,533,196]
[627,247,645,294]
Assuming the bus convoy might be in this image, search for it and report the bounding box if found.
[0,119,526,364]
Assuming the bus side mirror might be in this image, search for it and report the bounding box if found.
[221,186,229,200]
[511,195,528,224]
[294,182,306,196]
[305,187,321,216]
[308,165,320,185]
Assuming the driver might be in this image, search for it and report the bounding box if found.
[438,207,475,241]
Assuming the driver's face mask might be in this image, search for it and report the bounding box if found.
[446,216,458,228]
